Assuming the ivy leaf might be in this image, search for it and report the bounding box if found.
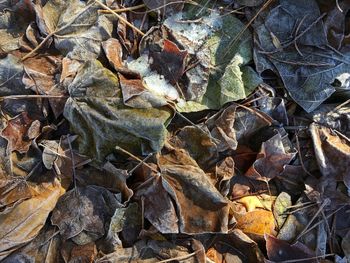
[64,60,172,161]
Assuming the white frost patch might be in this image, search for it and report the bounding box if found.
[336,72,350,89]
[164,11,223,50]
[126,54,179,100]
[126,54,152,77]
[143,74,179,100]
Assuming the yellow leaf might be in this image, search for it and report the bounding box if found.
[235,210,275,236]
[236,194,276,212]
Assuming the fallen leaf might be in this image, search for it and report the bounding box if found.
[135,173,179,233]
[265,234,317,262]
[245,133,296,181]
[51,185,121,245]
[254,0,350,112]
[150,39,187,85]
[235,209,275,236]
[1,112,40,153]
[310,123,350,189]
[34,0,114,60]
[63,59,173,161]
[0,179,64,261]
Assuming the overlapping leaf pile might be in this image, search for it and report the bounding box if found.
[1,0,350,262]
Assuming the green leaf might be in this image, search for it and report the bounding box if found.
[64,60,172,162]
[200,15,260,109]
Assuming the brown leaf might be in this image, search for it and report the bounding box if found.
[160,166,230,233]
[245,133,296,182]
[96,239,200,263]
[70,242,97,263]
[310,123,350,188]
[135,174,179,233]
[150,39,187,85]
[0,179,64,260]
[23,55,67,117]
[51,185,121,245]
[265,234,316,262]
[1,112,40,153]
[4,225,62,263]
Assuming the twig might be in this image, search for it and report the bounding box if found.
[0,95,68,102]
[21,32,55,61]
[128,153,154,175]
[98,4,146,13]
[336,0,343,12]
[223,0,275,57]
[94,0,145,36]
[157,250,201,263]
[295,132,313,177]
[280,254,334,263]
[115,146,158,173]
[67,134,77,191]
[293,198,330,242]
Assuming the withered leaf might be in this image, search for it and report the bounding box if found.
[160,163,230,233]
[1,112,40,153]
[51,185,121,245]
[135,174,179,233]
[245,133,296,181]
[235,209,275,236]
[0,179,64,261]
[34,0,114,60]
[266,234,316,262]
[63,60,172,161]
[254,0,350,112]
[150,39,187,85]
[310,123,350,189]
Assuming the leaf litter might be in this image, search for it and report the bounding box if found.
[0,0,350,262]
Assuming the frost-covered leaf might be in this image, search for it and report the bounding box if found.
[201,14,258,109]
[64,60,172,161]
[163,12,260,110]
[0,179,64,261]
[310,123,350,189]
[0,0,34,52]
[51,185,121,245]
[254,0,350,112]
[34,0,113,60]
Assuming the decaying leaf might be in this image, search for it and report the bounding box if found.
[63,59,173,161]
[310,123,350,189]
[266,234,317,262]
[51,185,121,245]
[254,0,350,112]
[1,112,40,153]
[245,133,296,181]
[0,179,64,260]
[235,210,275,236]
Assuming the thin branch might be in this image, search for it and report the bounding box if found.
[94,0,145,36]
[115,146,158,173]
[157,250,201,263]
[223,0,275,57]
[98,4,146,13]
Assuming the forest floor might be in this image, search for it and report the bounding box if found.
[0,0,350,262]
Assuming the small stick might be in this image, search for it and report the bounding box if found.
[98,4,146,13]
[115,146,158,173]
[223,0,275,57]
[94,0,145,36]
[0,95,68,101]
[157,250,201,263]
[67,134,78,191]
